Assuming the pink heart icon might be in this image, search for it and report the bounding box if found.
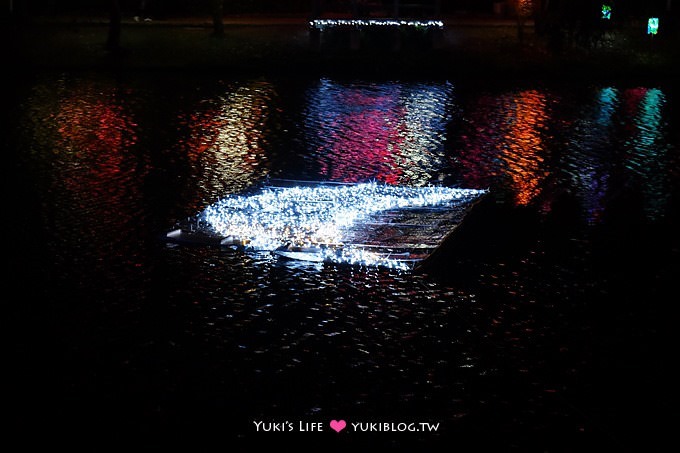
[329,419,346,433]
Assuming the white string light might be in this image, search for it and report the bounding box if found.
[202,182,485,269]
[310,19,444,30]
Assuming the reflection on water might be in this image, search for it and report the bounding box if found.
[303,79,451,185]
[564,87,618,224]
[11,74,679,449]
[21,75,146,288]
[177,81,276,205]
[455,85,678,221]
[500,90,550,206]
[457,89,551,207]
[623,88,673,220]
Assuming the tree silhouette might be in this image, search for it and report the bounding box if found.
[105,0,122,52]
[535,0,605,52]
[212,0,224,37]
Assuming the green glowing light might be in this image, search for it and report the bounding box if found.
[647,17,659,35]
[601,5,611,20]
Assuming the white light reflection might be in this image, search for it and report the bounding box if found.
[203,183,485,269]
[179,82,275,205]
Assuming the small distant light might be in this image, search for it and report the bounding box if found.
[647,17,659,35]
[601,5,612,20]
[309,19,444,30]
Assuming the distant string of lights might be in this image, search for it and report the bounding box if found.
[202,182,485,268]
[310,19,444,30]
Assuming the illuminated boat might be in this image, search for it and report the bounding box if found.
[166,179,487,270]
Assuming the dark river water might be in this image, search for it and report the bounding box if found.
[6,72,679,451]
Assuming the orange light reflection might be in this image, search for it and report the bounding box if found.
[500,90,550,206]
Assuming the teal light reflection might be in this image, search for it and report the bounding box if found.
[624,88,672,220]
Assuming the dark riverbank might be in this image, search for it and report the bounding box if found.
[5,13,680,81]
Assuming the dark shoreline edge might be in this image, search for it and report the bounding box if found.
[5,18,679,84]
